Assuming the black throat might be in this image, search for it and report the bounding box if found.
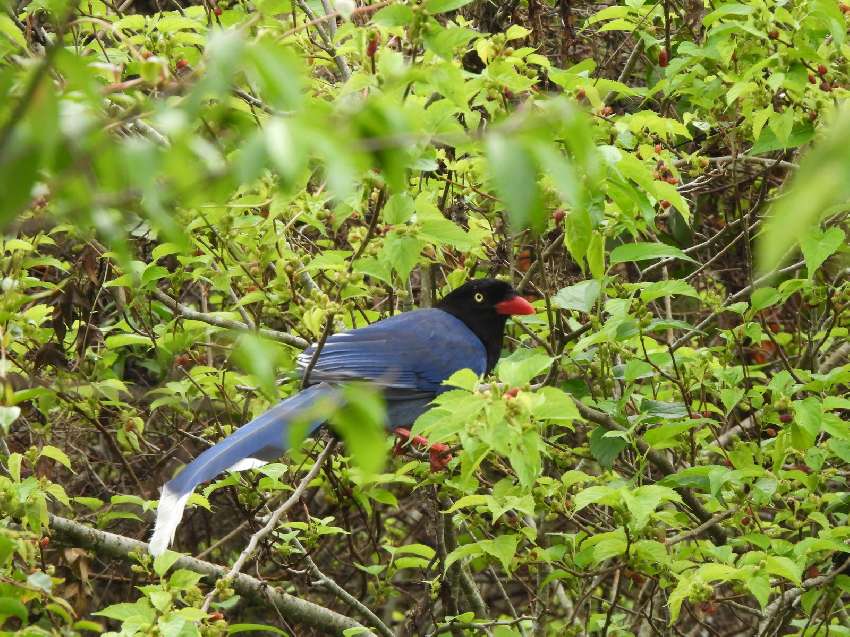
[436,305,508,374]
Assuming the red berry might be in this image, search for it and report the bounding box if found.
[818,64,828,76]
[366,33,380,58]
[176,58,189,70]
[658,48,669,67]
[659,200,671,209]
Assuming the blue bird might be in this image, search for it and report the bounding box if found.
[149,278,534,555]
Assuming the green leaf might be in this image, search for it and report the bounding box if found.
[383,232,423,281]
[553,280,601,313]
[534,387,580,422]
[750,287,780,313]
[791,397,822,450]
[94,600,156,622]
[371,4,414,26]
[564,208,592,270]
[39,445,73,472]
[153,550,182,577]
[383,193,415,224]
[486,134,544,233]
[443,368,480,391]
[765,555,802,584]
[497,350,552,387]
[589,426,627,468]
[573,485,619,511]
[800,226,845,278]
[0,597,28,623]
[637,279,698,302]
[610,242,696,264]
[758,109,850,273]
[329,384,386,475]
[425,0,475,14]
[478,534,520,572]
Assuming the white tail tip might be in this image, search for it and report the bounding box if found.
[149,485,191,556]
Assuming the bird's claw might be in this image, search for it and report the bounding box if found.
[393,428,452,472]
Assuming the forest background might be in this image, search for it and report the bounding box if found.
[1,0,850,635]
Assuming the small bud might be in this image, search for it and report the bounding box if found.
[213,5,222,15]
[658,47,669,67]
[768,29,779,39]
[809,73,817,84]
[659,200,671,209]
[175,58,189,70]
[818,64,828,76]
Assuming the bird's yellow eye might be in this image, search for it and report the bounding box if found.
[474,292,484,303]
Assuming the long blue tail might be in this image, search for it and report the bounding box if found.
[149,383,337,555]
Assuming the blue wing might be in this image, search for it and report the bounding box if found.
[297,309,487,393]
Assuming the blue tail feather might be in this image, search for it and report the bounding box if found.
[150,383,337,555]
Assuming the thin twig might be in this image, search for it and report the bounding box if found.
[292,536,394,637]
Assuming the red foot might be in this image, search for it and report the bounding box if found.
[393,428,453,471]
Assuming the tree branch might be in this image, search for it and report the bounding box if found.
[151,288,308,349]
[47,513,376,636]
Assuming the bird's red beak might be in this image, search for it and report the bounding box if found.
[495,295,535,315]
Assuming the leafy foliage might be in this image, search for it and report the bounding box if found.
[1,0,849,635]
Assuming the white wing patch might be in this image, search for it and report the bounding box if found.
[226,457,268,472]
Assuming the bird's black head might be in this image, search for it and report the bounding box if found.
[436,278,534,372]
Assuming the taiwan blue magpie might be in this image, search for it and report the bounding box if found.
[149,278,534,554]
